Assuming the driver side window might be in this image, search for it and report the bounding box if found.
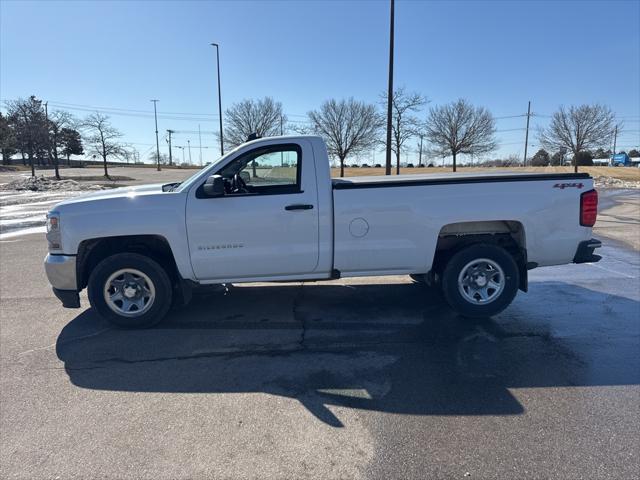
[219,144,302,195]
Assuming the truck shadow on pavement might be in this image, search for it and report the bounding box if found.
[56,281,640,427]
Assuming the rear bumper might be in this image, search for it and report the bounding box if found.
[573,238,602,264]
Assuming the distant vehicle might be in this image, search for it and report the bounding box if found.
[418,164,426,168]
[407,163,415,168]
[374,163,382,168]
[44,135,601,327]
[427,164,435,168]
[612,153,631,167]
[350,164,360,168]
[360,163,370,168]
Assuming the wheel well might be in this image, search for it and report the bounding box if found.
[77,235,180,291]
[430,221,528,291]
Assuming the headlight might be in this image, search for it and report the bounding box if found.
[46,211,62,250]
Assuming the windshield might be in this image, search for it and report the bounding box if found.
[174,146,240,193]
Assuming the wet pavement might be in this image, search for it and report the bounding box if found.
[0,190,78,237]
[1,232,638,479]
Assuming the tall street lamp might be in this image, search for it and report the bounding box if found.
[151,99,161,171]
[384,0,395,176]
[211,42,224,156]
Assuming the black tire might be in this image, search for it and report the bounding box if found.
[441,243,519,318]
[88,253,173,328]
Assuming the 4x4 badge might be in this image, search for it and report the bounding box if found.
[553,182,584,189]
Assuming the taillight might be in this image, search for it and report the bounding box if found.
[580,189,598,227]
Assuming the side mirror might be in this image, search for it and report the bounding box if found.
[203,175,225,197]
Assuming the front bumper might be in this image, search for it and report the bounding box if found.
[45,254,80,308]
[573,238,602,264]
[52,288,81,308]
[44,254,77,290]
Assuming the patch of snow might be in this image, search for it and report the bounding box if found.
[0,176,106,192]
[594,176,640,189]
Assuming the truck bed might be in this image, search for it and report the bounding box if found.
[332,171,590,189]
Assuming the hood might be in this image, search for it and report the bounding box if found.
[52,183,167,209]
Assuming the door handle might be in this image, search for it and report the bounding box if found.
[285,204,314,211]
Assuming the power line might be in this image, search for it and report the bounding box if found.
[42,100,219,117]
[494,114,527,119]
[45,103,220,122]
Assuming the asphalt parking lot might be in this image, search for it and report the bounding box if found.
[1,209,639,479]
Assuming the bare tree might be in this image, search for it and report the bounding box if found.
[82,113,126,177]
[380,87,427,174]
[47,110,76,179]
[537,104,617,172]
[5,96,48,176]
[308,98,382,177]
[224,97,286,148]
[424,99,497,172]
[148,151,170,165]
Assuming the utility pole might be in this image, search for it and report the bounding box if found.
[44,101,58,179]
[166,129,174,166]
[198,124,203,166]
[523,100,531,166]
[612,125,618,158]
[384,0,395,176]
[151,100,161,171]
[187,139,192,165]
[418,134,424,166]
[211,43,224,156]
[280,114,284,166]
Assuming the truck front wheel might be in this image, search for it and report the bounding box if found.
[88,253,173,328]
[441,244,519,318]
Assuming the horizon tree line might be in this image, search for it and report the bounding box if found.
[1,96,138,178]
[0,94,624,179]
[222,93,621,176]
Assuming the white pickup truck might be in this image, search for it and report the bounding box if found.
[44,135,601,327]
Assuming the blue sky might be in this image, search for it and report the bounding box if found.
[1,0,639,165]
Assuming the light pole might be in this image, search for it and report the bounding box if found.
[187,139,192,164]
[198,124,203,166]
[151,99,161,171]
[384,0,395,176]
[211,42,224,156]
[166,129,174,166]
[523,100,531,166]
[176,146,185,164]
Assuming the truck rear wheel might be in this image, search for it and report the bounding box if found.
[441,244,519,318]
[88,253,173,328]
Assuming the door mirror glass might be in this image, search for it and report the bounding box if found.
[203,175,225,197]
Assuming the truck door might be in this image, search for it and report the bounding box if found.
[185,140,320,280]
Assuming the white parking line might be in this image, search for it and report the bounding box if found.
[0,226,46,240]
[587,262,638,279]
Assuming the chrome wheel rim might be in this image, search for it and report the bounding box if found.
[103,268,155,317]
[457,258,505,305]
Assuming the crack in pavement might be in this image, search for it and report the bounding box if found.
[293,282,307,350]
[47,328,566,372]
[17,327,112,356]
